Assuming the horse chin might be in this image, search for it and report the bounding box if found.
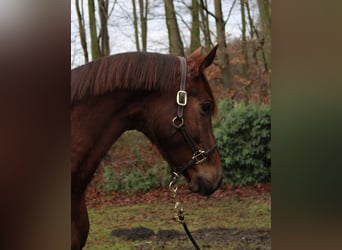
[188,175,223,196]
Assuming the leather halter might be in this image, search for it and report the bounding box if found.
[171,57,217,175]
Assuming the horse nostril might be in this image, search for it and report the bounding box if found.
[198,180,210,196]
[196,177,219,196]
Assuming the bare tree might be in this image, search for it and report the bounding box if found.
[198,0,212,51]
[240,0,250,104]
[190,0,200,52]
[132,0,141,51]
[131,0,148,51]
[240,0,248,77]
[164,0,184,56]
[214,0,232,88]
[256,0,271,72]
[75,0,89,63]
[139,0,148,51]
[88,0,101,60]
[98,0,110,56]
[245,0,270,103]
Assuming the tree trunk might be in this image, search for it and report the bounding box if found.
[88,0,101,60]
[246,0,270,103]
[257,0,271,72]
[199,0,212,51]
[98,0,110,56]
[240,0,248,77]
[132,0,141,51]
[139,0,148,51]
[214,0,232,88]
[164,0,184,56]
[75,0,89,63]
[240,0,250,104]
[190,0,200,52]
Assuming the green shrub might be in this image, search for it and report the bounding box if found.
[103,162,170,194]
[214,99,271,186]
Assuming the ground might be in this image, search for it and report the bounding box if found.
[110,226,270,250]
[83,131,271,249]
[84,183,271,250]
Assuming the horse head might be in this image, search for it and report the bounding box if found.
[140,46,223,196]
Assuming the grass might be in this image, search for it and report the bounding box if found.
[84,193,271,250]
[87,131,271,249]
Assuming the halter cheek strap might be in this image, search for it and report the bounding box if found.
[171,57,217,175]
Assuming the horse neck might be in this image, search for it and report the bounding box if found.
[72,91,149,193]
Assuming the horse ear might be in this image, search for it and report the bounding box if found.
[188,45,218,76]
[198,44,218,71]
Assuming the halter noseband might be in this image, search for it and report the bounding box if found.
[171,57,217,175]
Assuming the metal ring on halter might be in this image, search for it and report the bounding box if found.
[169,171,179,196]
[172,116,184,128]
[169,180,178,194]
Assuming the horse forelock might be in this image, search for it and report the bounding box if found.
[71,52,179,105]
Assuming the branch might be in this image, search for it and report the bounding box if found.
[245,0,268,72]
[224,0,237,25]
[108,0,118,18]
[199,0,217,21]
[176,11,191,31]
[180,0,191,10]
[245,0,260,39]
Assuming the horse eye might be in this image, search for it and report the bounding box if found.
[200,102,213,115]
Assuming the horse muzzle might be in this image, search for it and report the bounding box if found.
[188,174,223,196]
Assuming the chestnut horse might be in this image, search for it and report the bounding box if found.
[71,46,223,249]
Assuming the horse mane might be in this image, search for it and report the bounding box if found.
[71,52,179,105]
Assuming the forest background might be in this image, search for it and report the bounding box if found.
[71,0,271,105]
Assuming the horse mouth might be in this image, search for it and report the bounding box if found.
[188,176,223,196]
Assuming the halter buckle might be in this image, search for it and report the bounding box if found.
[176,90,187,106]
[192,150,207,164]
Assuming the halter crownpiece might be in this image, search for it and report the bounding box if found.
[175,56,187,120]
[176,56,187,107]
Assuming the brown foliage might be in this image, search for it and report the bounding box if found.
[206,38,271,104]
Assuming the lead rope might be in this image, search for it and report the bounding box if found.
[169,172,201,250]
